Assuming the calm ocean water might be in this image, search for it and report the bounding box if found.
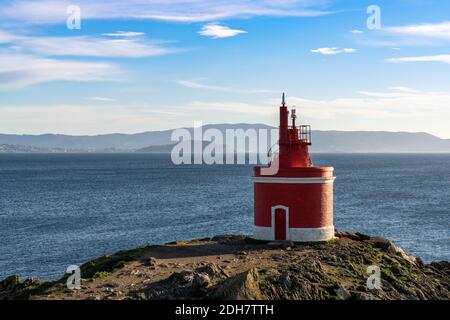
[0,153,449,280]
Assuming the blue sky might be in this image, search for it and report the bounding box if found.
[1,0,450,137]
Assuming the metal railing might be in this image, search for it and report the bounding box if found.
[267,126,312,163]
[299,125,312,144]
[288,125,311,145]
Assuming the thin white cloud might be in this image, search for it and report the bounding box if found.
[385,21,450,40]
[102,31,145,37]
[356,87,422,98]
[387,55,450,65]
[0,30,17,43]
[0,0,330,25]
[357,21,450,48]
[3,34,174,58]
[186,87,449,119]
[283,88,450,138]
[0,104,193,135]
[0,29,175,90]
[389,86,420,93]
[0,53,120,89]
[88,97,117,102]
[177,80,277,94]
[199,23,247,38]
[177,87,450,137]
[178,80,229,91]
[190,101,273,115]
[311,47,356,55]
[351,30,364,34]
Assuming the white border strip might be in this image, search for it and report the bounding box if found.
[254,225,335,242]
[253,177,335,184]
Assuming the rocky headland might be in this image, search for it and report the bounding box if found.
[1,232,449,300]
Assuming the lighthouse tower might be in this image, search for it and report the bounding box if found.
[253,93,335,242]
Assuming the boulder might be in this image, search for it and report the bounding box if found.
[335,232,371,241]
[212,268,263,300]
[193,273,211,289]
[145,257,158,267]
[0,275,20,291]
[430,261,450,276]
[368,237,417,265]
[195,263,229,279]
[334,285,351,300]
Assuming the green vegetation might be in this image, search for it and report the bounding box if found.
[93,271,110,280]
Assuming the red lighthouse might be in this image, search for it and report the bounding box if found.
[253,93,335,242]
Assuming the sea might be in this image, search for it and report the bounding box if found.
[0,153,449,280]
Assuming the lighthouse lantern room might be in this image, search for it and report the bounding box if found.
[253,93,336,242]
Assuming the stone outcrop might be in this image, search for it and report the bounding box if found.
[1,233,449,300]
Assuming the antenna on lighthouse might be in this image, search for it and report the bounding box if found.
[282,92,286,107]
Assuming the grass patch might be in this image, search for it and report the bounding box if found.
[92,271,110,280]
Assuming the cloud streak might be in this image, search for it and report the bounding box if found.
[311,47,356,55]
[387,55,450,65]
[356,21,450,48]
[0,54,120,89]
[88,97,117,102]
[102,31,145,37]
[177,80,278,94]
[23,36,173,58]
[0,104,192,135]
[0,28,176,89]
[286,87,450,121]
[180,87,450,121]
[0,0,330,24]
[385,21,450,40]
[189,101,274,115]
[0,31,176,58]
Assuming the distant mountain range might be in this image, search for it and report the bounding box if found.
[0,144,70,153]
[1,124,450,153]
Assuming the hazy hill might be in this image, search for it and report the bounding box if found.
[1,124,450,153]
[0,144,69,153]
[311,131,450,153]
[0,124,271,151]
[136,141,233,154]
